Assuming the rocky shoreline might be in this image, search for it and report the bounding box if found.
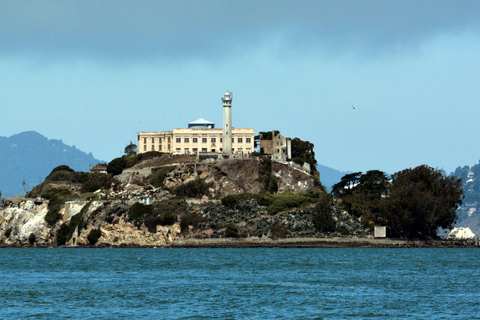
[2,237,477,248]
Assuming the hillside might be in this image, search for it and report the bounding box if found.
[0,131,103,197]
[0,155,368,247]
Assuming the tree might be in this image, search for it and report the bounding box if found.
[291,138,316,166]
[124,141,137,155]
[381,165,463,238]
[107,157,127,175]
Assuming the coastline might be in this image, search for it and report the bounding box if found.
[170,236,478,248]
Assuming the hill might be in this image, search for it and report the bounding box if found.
[0,131,103,197]
[316,164,350,192]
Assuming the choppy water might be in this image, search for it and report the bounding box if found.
[0,248,479,319]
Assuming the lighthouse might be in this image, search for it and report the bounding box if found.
[222,91,233,156]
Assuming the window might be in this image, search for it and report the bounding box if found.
[144,138,147,144]
[176,148,181,153]
[168,144,171,151]
[159,145,162,151]
[144,145,147,151]
[220,138,223,143]
[202,148,207,152]
[152,138,155,143]
[152,145,155,151]
[246,138,251,143]
[184,138,189,143]
[193,148,198,153]
[159,138,162,144]
[232,138,234,142]
[168,137,171,143]
[238,138,243,143]
[211,138,216,143]
[193,138,198,143]
[176,138,181,143]
[184,148,189,154]
[202,138,207,143]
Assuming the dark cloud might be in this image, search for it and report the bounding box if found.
[1,0,479,61]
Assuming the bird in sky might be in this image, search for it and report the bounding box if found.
[350,104,359,110]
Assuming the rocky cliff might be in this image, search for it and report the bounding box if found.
[0,157,352,247]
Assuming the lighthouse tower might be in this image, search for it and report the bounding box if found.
[222,91,233,156]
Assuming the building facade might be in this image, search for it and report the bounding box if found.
[137,92,254,156]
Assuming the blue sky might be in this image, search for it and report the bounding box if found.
[1,0,479,175]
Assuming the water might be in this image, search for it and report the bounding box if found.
[0,248,479,319]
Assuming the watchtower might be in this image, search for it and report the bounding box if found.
[222,91,233,155]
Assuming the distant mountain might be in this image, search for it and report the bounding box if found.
[450,161,480,234]
[317,164,350,192]
[0,131,103,197]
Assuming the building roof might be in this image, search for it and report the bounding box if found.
[189,118,214,125]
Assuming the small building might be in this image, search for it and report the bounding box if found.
[90,164,107,174]
[448,227,475,240]
[259,131,292,161]
[374,226,387,238]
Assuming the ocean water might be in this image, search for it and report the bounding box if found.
[0,248,479,319]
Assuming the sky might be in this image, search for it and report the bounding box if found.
[1,0,480,176]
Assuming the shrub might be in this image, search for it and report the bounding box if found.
[180,212,203,233]
[5,227,12,238]
[149,166,175,188]
[225,223,239,238]
[107,157,128,175]
[312,194,336,233]
[144,216,157,233]
[266,194,312,214]
[87,228,102,245]
[128,202,153,225]
[174,178,211,198]
[56,223,70,245]
[270,224,289,239]
[42,188,76,226]
[28,233,36,245]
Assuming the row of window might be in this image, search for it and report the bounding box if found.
[175,137,251,144]
[143,137,171,144]
[174,148,252,154]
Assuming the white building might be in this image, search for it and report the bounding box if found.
[448,227,475,240]
[138,92,254,156]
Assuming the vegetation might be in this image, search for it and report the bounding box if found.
[42,187,76,226]
[260,158,278,193]
[28,232,35,245]
[173,178,212,198]
[381,165,463,238]
[150,166,175,188]
[87,228,102,245]
[225,223,239,238]
[180,212,203,233]
[312,194,336,233]
[331,165,463,239]
[5,227,12,238]
[56,201,91,245]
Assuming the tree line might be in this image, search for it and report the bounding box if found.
[328,165,463,239]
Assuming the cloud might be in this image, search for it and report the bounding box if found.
[1,0,479,62]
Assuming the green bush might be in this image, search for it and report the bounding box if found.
[270,224,289,239]
[55,202,90,245]
[266,194,312,214]
[149,166,175,188]
[5,227,12,238]
[144,216,157,233]
[107,157,128,175]
[42,188,76,226]
[128,202,153,225]
[28,233,36,245]
[180,212,203,233]
[56,223,70,245]
[174,178,211,198]
[312,194,336,233]
[225,223,239,238]
[87,228,102,245]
